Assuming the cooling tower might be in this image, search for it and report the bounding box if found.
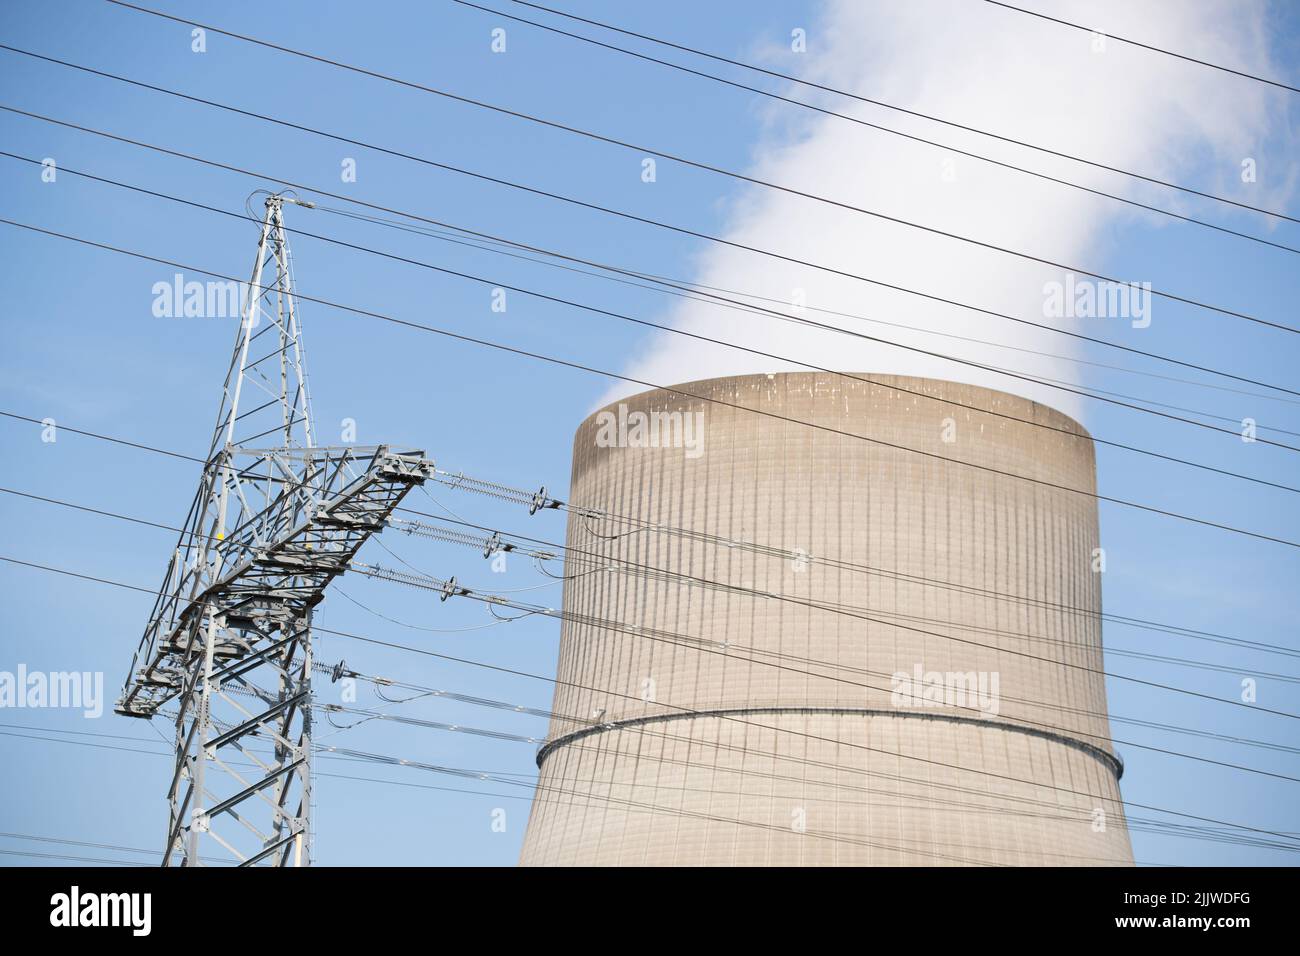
[519,372,1133,866]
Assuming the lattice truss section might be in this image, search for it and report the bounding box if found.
[115,195,433,866]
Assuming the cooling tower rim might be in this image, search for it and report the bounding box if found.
[581,371,1093,441]
[536,706,1123,780]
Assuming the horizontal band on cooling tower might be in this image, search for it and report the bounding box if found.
[536,706,1124,780]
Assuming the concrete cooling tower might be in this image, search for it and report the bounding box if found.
[519,373,1133,866]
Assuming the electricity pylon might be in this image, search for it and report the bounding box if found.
[117,194,434,866]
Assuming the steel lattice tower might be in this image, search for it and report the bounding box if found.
[117,194,434,866]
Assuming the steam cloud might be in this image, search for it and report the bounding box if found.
[602,0,1296,425]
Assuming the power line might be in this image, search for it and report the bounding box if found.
[197,522,1294,801]
[314,629,1300,847]
[493,741,1276,858]
[12,136,1300,455]
[0,720,1269,861]
[0,410,205,464]
[5,405,1292,702]
[313,200,1300,419]
[5,550,1298,846]
[415,485,1300,732]
[4,217,1296,548]
[320,722,1152,865]
[284,205,1300,467]
[0,714,1038,868]
[5,105,1294,416]
[982,0,1300,95]
[436,0,1300,258]
[0,407,1284,652]
[0,847,148,867]
[17,466,1300,765]
[315,744,1085,867]
[11,471,1294,730]
[40,23,1294,336]
[352,560,1300,762]
[7,479,1297,756]
[0,486,194,535]
[8,103,1294,407]
[11,150,1296,496]
[393,512,1300,672]
[0,716,492,780]
[330,640,1300,794]
[277,743,1300,860]
[316,625,1300,844]
[0,829,231,866]
[335,655,1300,787]
[495,0,1300,224]
[15,444,1300,700]
[0,725,1002,866]
[324,706,542,744]
[208,658,1300,853]
[401,506,1300,662]
[26,453,1295,763]
[314,625,1300,847]
[386,502,1300,715]
[426,476,1297,656]
[327,733,1290,854]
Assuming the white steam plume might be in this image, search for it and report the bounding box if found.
[601,0,1296,425]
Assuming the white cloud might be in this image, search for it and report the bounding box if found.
[601,0,1296,425]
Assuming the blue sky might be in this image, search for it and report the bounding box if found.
[0,0,1297,866]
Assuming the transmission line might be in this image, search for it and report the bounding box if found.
[5,95,1294,405]
[266,663,1300,854]
[314,624,1300,848]
[349,560,1300,776]
[10,149,1295,492]
[7,480,1294,760]
[336,655,1300,776]
[3,216,1296,549]
[12,530,1300,842]
[77,7,1300,334]
[495,0,1300,224]
[1,407,1288,650]
[434,0,1300,258]
[312,200,1300,418]
[982,0,1300,95]
[0,828,231,866]
[0,723,1264,862]
[4,552,1297,846]
[330,639,1294,806]
[312,688,1152,866]
[7,102,1294,408]
[391,511,1300,672]
[3,718,1280,861]
[401,504,1300,661]
[12,473,1296,734]
[10,702,1164,868]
